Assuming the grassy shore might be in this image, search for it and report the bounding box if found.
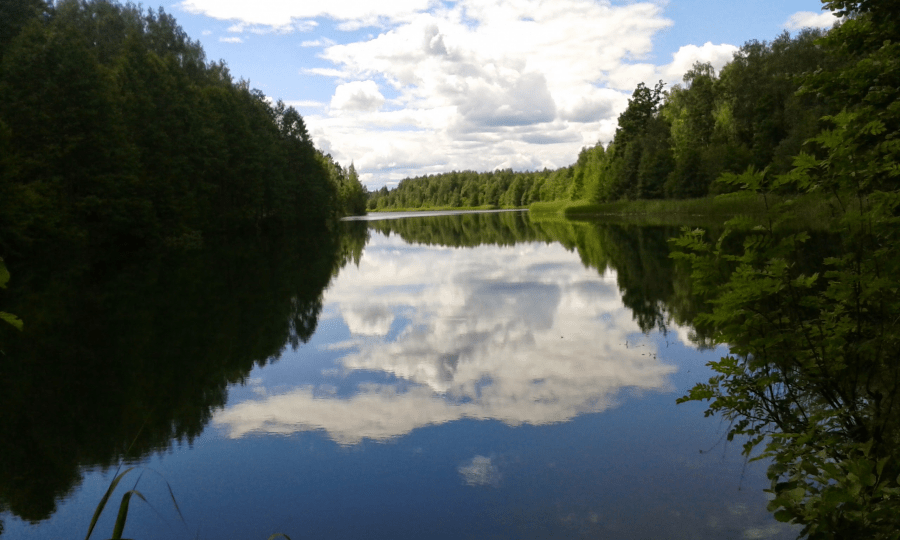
[530,192,836,228]
[368,204,522,212]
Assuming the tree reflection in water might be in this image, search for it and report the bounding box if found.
[0,223,368,523]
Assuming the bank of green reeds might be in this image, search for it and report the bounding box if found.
[530,192,836,229]
[369,204,511,212]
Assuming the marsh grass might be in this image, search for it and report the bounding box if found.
[85,467,292,540]
[530,192,835,229]
[369,204,524,212]
[85,467,185,540]
[527,200,579,216]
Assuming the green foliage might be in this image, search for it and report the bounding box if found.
[674,2,900,532]
[0,0,348,253]
[597,81,669,202]
[367,167,570,211]
[675,190,900,537]
[0,257,22,332]
[0,0,48,60]
[337,162,368,216]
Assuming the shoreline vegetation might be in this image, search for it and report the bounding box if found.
[367,191,836,230]
[529,192,837,228]
[368,204,517,212]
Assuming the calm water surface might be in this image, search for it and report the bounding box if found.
[1,211,797,539]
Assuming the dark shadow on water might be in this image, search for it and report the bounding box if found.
[0,223,368,523]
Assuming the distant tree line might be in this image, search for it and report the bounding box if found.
[0,0,366,256]
[366,167,578,210]
[368,27,839,209]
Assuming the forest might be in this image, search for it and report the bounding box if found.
[0,0,367,258]
[366,23,842,210]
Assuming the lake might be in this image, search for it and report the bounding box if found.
[0,210,798,539]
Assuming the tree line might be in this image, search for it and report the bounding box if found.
[0,0,366,256]
[365,167,579,210]
[368,26,838,209]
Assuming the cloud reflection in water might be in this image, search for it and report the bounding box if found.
[214,234,682,445]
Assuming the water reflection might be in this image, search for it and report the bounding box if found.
[0,228,367,523]
[214,231,682,444]
[0,212,800,539]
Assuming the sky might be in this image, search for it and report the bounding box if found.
[166,0,838,189]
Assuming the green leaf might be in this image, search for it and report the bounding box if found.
[0,312,22,331]
[787,487,806,502]
[822,489,855,506]
[773,510,794,523]
[111,490,134,540]
[85,468,136,540]
[801,461,819,476]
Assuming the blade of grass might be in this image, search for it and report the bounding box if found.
[84,467,136,540]
[111,489,148,540]
[144,468,187,527]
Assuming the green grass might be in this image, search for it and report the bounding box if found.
[368,204,525,212]
[528,200,580,216]
[530,192,836,228]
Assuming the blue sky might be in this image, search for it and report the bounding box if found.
[166,0,836,189]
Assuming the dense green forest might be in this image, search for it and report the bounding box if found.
[366,166,579,210]
[367,25,836,210]
[0,0,366,257]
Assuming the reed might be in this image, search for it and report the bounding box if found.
[530,192,835,229]
[369,204,509,212]
[85,467,292,540]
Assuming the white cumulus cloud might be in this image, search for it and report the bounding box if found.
[330,80,387,112]
[186,0,757,188]
[659,42,740,84]
[784,11,839,31]
[301,0,675,187]
[178,0,435,30]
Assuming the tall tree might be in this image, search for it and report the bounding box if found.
[598,81,667,201]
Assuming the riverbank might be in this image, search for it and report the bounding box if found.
[368,204,522,212]
[530,192,834,228]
